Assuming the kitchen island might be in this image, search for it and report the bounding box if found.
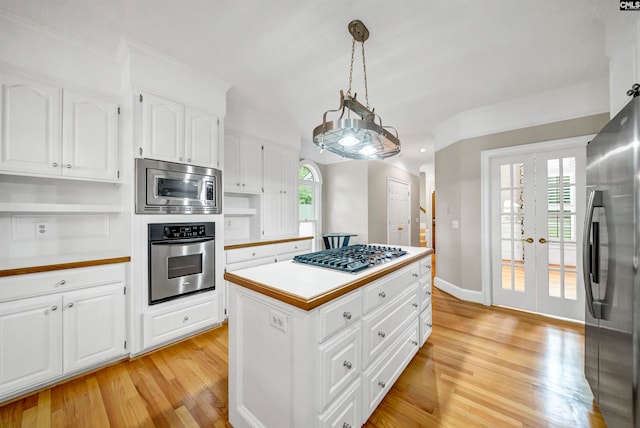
[224,245,433,428]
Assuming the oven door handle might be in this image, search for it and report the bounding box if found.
[151,237,215,246]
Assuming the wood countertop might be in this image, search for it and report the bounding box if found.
[224,246,432,311]
[0,252,131,277]
[224,236,313,251]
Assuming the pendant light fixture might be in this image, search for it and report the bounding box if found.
[312,20,400,160]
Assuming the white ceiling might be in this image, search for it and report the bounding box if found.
[0,0,611,173]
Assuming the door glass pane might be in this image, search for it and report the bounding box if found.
[299,184,314,220]
[500,164,511,187]
[546,157,578,302]
[513,265,525,292]
[499,162,526,293]
[502,264,513,290]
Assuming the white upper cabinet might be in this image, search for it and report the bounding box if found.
[139,92,220,169]
[262,143,298,238]
[62,90,118,180]
[0,72,119,181]
[224,133,263,193]
[186,107,219,168]
[0,73,62,175]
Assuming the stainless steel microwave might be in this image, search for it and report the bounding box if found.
[135,158,222,214]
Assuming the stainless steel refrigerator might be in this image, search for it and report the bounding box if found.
[583,93,639,427]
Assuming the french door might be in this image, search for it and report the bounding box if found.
[491,147,585,320]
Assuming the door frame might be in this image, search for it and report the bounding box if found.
[480,135,593,306]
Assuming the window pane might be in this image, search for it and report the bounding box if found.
[299,166,314,181]
[299,184,314,220]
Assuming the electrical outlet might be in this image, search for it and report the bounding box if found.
[35,223,48,237]
[269,309,288,332]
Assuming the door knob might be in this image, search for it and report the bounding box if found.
[539,238,548,244]
[525,237,534,243]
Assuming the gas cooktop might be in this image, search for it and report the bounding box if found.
[293,244,408,273]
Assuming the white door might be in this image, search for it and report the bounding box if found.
[0,73,62,175]
[62,283,125,373]
[491,148,585,320]
[62,90,118,180]
[387,178,410,246]
[0,294,63,396]
[185,107,219,168]
[141,92,185,162]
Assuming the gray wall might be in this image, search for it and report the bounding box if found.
[320,160,420,247]
[434,113,609,292]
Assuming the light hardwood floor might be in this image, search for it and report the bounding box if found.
[0,288,606,427]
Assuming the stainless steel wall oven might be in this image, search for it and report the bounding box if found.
[136,158,222,214]
[148,222,215,305]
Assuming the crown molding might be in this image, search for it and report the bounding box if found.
[433,78,609,152]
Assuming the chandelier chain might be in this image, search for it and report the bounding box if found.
[347,38,355,98]
[347,38,370,108]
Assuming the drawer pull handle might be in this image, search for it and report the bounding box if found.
[378,380,386,388]
[52,162,58,167]
[343,424,351,428]
[184,316,190,322]
[427,323,433,328]
[411,340,418,346]
[343,312,352,320]
[58,280,66,286]
[67,303,74,308]
[412,303,418,308]
[252,252,256,256]
[378,331,386,338]
[378,291,386,298]
[66,164,72,169]
[343,361,352,370]
[426,290,432,295]
[412,273,419,278]
[50,305,58,311]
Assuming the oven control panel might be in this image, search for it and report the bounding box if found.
[163,224,207,239]
[148,222,215,241]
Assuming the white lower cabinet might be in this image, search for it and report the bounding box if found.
[228,254,432,428]
[0,294,62,397]
[0,265,127,402]
[143,296,218,349]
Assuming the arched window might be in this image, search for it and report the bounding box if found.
[299,160,322,250]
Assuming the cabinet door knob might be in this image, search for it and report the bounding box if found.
[426,290,432,295]
[50,305,58,311]
[343,424,351,428]
[378,380,386,388]
[378,331,386,338]
[237,183,240,187]
[184,316,189,322]
[66,164,72,169]
[412,273,419,278]
[378,291,386,298]
[427,323,433,328]
[242,183,245,187]
[411,340,418,346]
[178,157,183,161]
[187,158,192,163]
[343,311,352,320]
[343,360,352,370]
[58,280,66,286]
[52,162,58,167]
[67,302,74,308]
[412,303,418,308]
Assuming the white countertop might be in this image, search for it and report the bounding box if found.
[226,245,429,302]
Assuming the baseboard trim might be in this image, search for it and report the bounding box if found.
[434,276,486,305]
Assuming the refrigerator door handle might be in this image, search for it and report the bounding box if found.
[583,190,603,319]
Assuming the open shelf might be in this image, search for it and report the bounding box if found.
[224,207,257,216]
[0,202,123,213]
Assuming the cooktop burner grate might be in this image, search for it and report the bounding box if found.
[293,244,408,273]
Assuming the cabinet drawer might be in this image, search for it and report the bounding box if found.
[318,378,361,428]
[226,245,276,264]
[317,290,362,343]
[419,256,432,277]
[276,239,311,256]
[363,320,420,420]
[143,297,218,348]
[226,255,274,272]
[362,287,419,367]
[420,306,433,346]
[419,281,432,312]
[318,324,361,409]
[363,263,419,314]
[0,264,126,302]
